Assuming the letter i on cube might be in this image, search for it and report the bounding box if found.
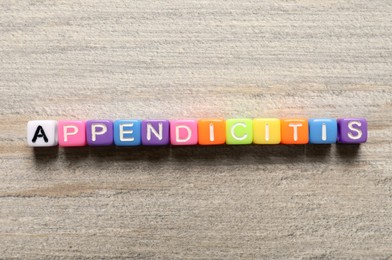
[308,118,337,144]
[198,119,226,145]
[253,118,281,144]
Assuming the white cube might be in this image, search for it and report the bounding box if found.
[27,120,58,147]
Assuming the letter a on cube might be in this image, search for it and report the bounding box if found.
[27,120,58,147]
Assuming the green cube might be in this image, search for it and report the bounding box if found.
[226,119,253,145]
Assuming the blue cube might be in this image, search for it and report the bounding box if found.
[114,120,142,146]
[308,118,337,144]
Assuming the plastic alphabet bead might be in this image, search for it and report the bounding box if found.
[58,120,86,147]
[198,118,226,145]
[337,118,368,143]
[86,120,114,146]
[141,120,170,146]
[281,119,309,144]
[226,119,253,145]
[28,117,368,148]
[308,118,337,144]
[253,118,281,144]
[27,120,58,147]
[170,120,198,145]
[114,120,141,146]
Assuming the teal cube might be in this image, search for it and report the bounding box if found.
[308,118,337,144]
[114,120,141,146]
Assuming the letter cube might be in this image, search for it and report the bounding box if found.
[253,118,281,144]
[27,120,58,147]
[198,118,226,145]
[58,120,86,147]
[170,120,198,145]
[114,120,141,146]
[281,119,309,144]
[141,120,170,146]
[308,118,337,144]
[337,118,367,143]
[226,119,253,145]
[86,120,114,146]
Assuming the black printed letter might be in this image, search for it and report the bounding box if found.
[32,125,48,143]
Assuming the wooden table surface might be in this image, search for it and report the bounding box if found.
[1,0,391,258]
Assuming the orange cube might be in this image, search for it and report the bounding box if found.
[198,119,226,145]
[281,119,309,144]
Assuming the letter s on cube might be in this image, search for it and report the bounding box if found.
[337,118,367,143]
[58,120,86,147]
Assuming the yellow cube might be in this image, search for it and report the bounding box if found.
[253,118,281,144]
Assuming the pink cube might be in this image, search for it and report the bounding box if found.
[170,120,198,145]
[58,120,87,147]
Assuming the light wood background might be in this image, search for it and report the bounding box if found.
[1,0,392,258]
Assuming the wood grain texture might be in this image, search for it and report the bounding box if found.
[1,0,392,258]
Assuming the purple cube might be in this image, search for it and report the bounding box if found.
[86,120,114,146]
[337,118,367,143]
[141,120,170,145]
